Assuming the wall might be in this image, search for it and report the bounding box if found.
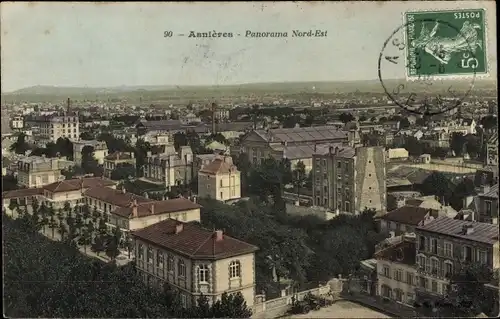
[18,170,60,188]
[376,259,418,304]
[213,254,256,306]
[215,172,241,201]
[355,146,387,214]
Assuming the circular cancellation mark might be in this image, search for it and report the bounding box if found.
[378,16,479,116]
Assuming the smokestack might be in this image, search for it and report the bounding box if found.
[212,102,217,134]
[67,98,71,113]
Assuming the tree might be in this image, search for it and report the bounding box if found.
[78,226,92,254]
[173,132,188,150]
[451,132,466,156]
[421,172,454,205]
[449,178,476,211]
[110,163,136,180]
[211,292,253,318]
[399,117,411,129]
[81,145,101,176]
[339,113,355,124]
[57,220,68,241]
[105,228,121,260]
[2,175,19,192]
[479,115,497,130]
[48,215,58,239]
[10,133,31,155]
[79,131,95,141]
[55,137,74,160]
[439,263,495,317]
[403,136,424,157]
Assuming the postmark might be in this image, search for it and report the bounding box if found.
[377,8,488,116]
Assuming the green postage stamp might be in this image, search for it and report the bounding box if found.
[404,9,488,78]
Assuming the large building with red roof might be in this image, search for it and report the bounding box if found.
[131,218,258,309]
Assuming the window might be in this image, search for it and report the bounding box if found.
[406,293,414,304]
[345,201,350,212]
[419,236,426,251]
[167,256,174,273]
[138,243,144,260]
[419,277,428,289]
[220,192,223,200]
[230,260,241,278]
[394,269,403,281]
[431,258,439,275]
[156,250,164,267]
[431,280,438,293]
[462,245,472,262]
[395,289,403,302]
[337,161,341,168]
[322,159,326,167]
[417,255,426,270]
[430,238,438,254]
[406,272,414,285]
[485,200,492,215]
[444,261,453,277]
[147,247,153,264]
[220,179,223,188]
[178,260,186,277]
[444,242,453,257]
[199,264,209,283]
[180,293,187,308]
[477,250,487,264]
[383,265,390,278]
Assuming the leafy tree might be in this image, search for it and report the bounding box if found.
[173,132,188,150]
[399,117,411,129]
[78,226,92,254]
[10,132,30,155]
[48,215,58,238]
[57,220,68,241]
[110,163,136,180]
[402,135,424,156]
[421,172,454,205]
[464,134,481,159]
[2,175,19,191]
[339,112,355,124]
[449,178,477,211]
[79,131,95,140]
[55,137,74,160]
[211,292,253,318]
[292,161,307,202]
[81,145,101,176]
[451,132,466,156]
[479,115,497,130]
[438,263,495,317]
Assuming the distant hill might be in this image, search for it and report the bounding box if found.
[2,79,496,104]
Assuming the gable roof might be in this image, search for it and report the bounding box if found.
[479,184,499,199]
[380,205,438,226]
[131,219,258,260]
[84,186,154,207]
[2,187,44,199]
[416,216,499,245]
[199,158,238,175]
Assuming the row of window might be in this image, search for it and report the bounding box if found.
[137,244,242,282]
[381,266,450,294]
[418,235,488,263]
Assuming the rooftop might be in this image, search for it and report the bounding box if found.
[2,187,44,199]
[131,219,258,260]
[374,240,416,266]
[479,184,499,199]
[113,197,201,219]
[199,158,238,175]
[416,216,499,245]
[255,125,348,144]
[43,177,116,193]
[380,205,438,226]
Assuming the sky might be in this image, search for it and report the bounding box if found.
[1,1,497,92]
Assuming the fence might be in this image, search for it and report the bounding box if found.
[252,278,344,318]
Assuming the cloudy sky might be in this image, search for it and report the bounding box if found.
[1,1,496,92]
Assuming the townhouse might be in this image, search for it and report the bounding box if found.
[142,146,194,188]
[16,156,73,188]
[73,140,109,165]
[197,156,241,202]
[131,219,258,308]
[103,151,136,179]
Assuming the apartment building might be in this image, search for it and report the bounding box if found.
[16,156,73,188]
[73,140,109,165]
[131,219,258,308]
[486,132,498,167]
[142,146,194,188]
[375,238,418,305]
[140,132,172,147]
[379,206,440,235]
[414,217,499,305]
[30,112,80,143]
[10,116,24,130]
[198,156,241,202]
[239,126,349,172]
[103,152,136,179]
[312,145,387,215]
[84,186,200,237]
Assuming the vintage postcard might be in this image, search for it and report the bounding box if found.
[1,2,498,319]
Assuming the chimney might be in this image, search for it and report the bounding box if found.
[133,199,137,206]
[335,146,340,155]
[192,195,197,203]
[329,146,334,154]
[122,187,126,194]
[150,204,155,215]
[214,230,224,241]
[132,205,138,218]
[147,151,152,158]
[462,224,474,235]
[175,222,183,234]
[130,152,135,159]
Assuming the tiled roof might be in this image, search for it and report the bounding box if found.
[374,240,416,266]
[255,125,348,144]
[416,216,499,245]
[113,197,201,219]
[199,158,237,175]
[131,219,258,260]
[2,187,44,199]
[405,199,424,207]
[43,177,116,193]
[380,205,438,226]
[105,151,134,161]
[84,187,153,207]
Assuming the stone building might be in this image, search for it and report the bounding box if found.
[142,145,194,189]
